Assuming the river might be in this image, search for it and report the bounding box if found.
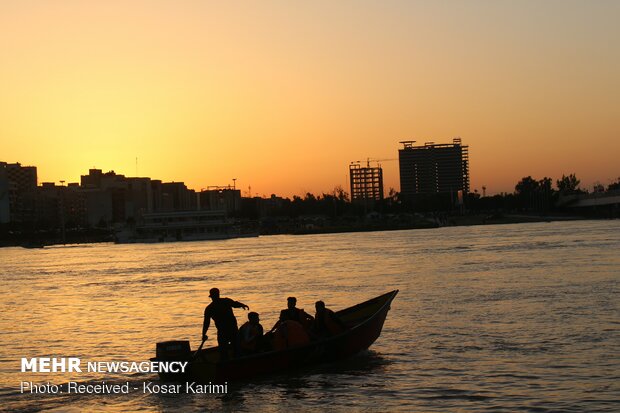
[1,220,618,412]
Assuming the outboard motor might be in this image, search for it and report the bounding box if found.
[156,340,191,361]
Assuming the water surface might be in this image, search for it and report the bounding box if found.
[1,220,618,412]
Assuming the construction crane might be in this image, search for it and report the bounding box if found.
[365,157,397,167]
[349,158,398,169]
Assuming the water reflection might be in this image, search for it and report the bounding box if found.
[1,221,619,412]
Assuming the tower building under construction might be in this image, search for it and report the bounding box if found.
[349,162,384,204]
[398,138,469,201]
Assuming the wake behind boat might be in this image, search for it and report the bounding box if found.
[152,290,399,382]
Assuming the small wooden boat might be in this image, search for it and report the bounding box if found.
[153,290,399,383]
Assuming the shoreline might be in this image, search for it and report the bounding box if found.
[0,214,602,249]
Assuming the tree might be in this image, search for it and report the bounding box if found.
[515,176,539,210]
[331,185,350,202]
[538,177,552,191]
[387,187,398,202]
[556,174,581,194]
[537,177,554,212]
[515,176,554,212]
[607,177,620,191]
[515,176,539,196]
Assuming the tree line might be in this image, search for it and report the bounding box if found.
[245,174,620,218]
[466,174,619,214]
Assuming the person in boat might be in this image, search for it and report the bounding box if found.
[261,297,313,350]
[272,318,311,350]
[312,300,348,337]
[238,312,264,355]
[270,296,314,332]
[202,288,249,360]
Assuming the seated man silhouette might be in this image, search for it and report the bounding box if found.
[312,300,348,337]
[238,312,264,355]
[270,296,314,332]
[266,297,313,350]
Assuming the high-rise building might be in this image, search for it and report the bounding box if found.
[349,162,384,203]
[199,187,241,215]
[161,182,196,211]
[1,162,38,223]
[398,138,469,200]
[80,168,104,188]
[0,163,10,223]
[126,177,154,217]
[4,162,37,193]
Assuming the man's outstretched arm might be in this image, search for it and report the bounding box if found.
[231,299,249,310]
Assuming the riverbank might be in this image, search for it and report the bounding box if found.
[285,213,588,235]
[0,213,598,248]
[0,228,113,248]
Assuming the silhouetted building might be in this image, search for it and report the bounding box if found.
[81,170,161,222]
[398,138,469,202]
[63,184,88,228]
[4,162,37,193]
[3,162,243,232]
[100,170,127,190]
[35,183,88,229]
[80,168,104,188]
[260,194,286,216]
[126,177,154,218]
[349,162,384,204]
[1,162,38,224]
[80,169,128,223]
[81,169,131,190]
[82,188,113,227]
[0,164,9,223]
[245,194,288,218]
[161,182,196,211]
[199,187,241,215]
[37,183,61,228]
[151,180,163,212]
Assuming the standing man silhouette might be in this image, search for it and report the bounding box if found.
[202,288,249,360]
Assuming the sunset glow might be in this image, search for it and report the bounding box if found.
[1,1,618,196]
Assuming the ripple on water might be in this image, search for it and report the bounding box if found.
[1,220,619,412]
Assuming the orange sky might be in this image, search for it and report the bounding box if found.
[1,1,618,197]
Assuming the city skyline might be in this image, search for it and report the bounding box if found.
[2,1,619,197]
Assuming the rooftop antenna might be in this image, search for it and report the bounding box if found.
[135,157,138,177]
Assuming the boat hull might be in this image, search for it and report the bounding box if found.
[155,290,398,383]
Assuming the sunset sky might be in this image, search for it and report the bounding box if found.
[1,1,618,197]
